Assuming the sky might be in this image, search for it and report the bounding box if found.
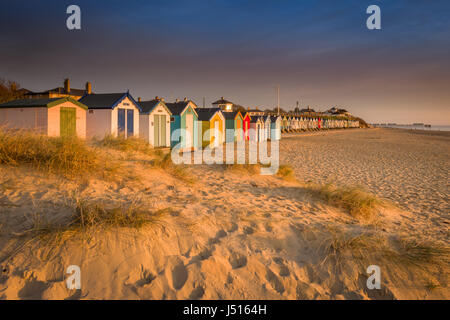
[0,0,449,125]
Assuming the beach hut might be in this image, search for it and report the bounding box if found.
[79,92,141,139]
[223,111,244,142]
[0,97,87,138]
[242,112,251,141]
[263,115,271,141]
[281,115,289,132]
[138,98,172,148]
[196,108,225,148]
[166,99,200,149]
[270,115,282,140]
[249,116,263,142]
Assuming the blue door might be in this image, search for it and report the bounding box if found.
[127,109,134,137]
[118,109,126,136]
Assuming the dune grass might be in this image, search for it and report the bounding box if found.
[151,153,195,184]
[224,164,261,175]
[95,135,155,156]
[313,183,381,220]
[276,164,296,181]
[0,129,99,177]
[29,198,167,248]
[323,226,450,278]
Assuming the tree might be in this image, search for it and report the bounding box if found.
[0,78,25,103]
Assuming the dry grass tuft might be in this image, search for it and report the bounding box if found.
[95,135,155,156]
[393,237,450,268]
[151,153,195,184]
[29,198,167,247]
[322,226,450,280]
[0,129,99,177]
[276,164,296,181]
[224,164,261,175]
[314,183,381,220]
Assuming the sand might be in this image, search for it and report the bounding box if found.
[280,128,450,237]
[0,128,448,300]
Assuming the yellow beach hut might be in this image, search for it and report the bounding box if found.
[196,108,225,148]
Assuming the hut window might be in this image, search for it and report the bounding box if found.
[170,117,175,122]
[89,110,94,114]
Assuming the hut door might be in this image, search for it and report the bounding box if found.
[60,107,76,137]
[118,109,126,136]
[160,115,166,147]
[185,113,193,149]
[213,120,219,147]
[154,115,160,147]
[127,109,134,137]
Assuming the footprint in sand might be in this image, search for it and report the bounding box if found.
[228,252,248,269]
[208,229,227,245]
[272,257,290,277]
[265,268,285,294]
[166,258,188,290]
[243,226,254,235]
[18,278,50,299]
[189,286,205,299]
[136,270,156,287]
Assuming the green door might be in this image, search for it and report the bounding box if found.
[160,115,166,147]
[60,107,76,137]
[154,115,160,147]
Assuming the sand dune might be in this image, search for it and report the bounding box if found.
[0,128,448,299]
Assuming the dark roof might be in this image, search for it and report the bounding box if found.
[0,97,88,109]
[0,98,61,108]
[79,93,140,110]
[270,116,280,122]
[222,111,241,120]
[25,87,87,97]
[212,97,233,105]
[250,116,261,123]
[196,108,221,121]
[138,99,171,115]
[165,100,197,115]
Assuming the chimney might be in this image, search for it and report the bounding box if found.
[221,96,224,100]
[138,97,141,102]
[85,81,92,94]
[155,96,159,100]
[175,98,179,102]
[64,78,70,93]
[184,97,187,102]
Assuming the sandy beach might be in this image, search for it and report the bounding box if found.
[281,128,450,234]
[0,128,448,300]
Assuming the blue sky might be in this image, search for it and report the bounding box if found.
[1,0,449,124]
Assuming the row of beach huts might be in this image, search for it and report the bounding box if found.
[0,80,360,149]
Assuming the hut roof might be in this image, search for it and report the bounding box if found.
[0,97,87,109]
[166,100,197,115]
[196,108,221,121]
[138,99,172,115]
[222,111,242,120]
[79,92,141,111]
